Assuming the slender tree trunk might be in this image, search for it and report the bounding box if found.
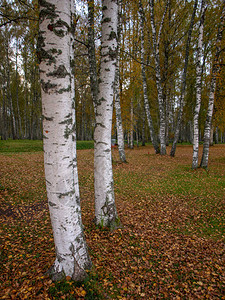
[87,0,98,113]
[5,36,16,139]
[94,0,120,229]
[130,98,134,149]
[149,0,169,155]
[192,0,206,169]
[38,0,91,281]
[15,41,22,139]
[114,0,126,162]
[138,0,160,154]
[201,2,225,168]
[170,0,198,156]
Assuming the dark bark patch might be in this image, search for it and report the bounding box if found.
[42,115,54,121]
[47,65,69,78]
[40,79,57,93]
[102,17,111,23]
[58,85,71,94]
[108,31,117,41]
[39,0,58,23]
[109,47,117,60]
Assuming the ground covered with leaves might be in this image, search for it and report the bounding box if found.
[0,144,225,299]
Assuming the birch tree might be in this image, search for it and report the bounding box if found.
[87,0,98,114]
[38,0,91,281]
[139,0,160,154]
[149,0,169,155]
[114,0,126,162]
[170,0,198,157]
[200,1,225,168]
[192,0,207,169]
[94,0,120,229]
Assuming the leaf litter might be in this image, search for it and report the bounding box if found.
[0,145,225,299]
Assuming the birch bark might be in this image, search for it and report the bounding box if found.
[114,0,126,162]
[149,0,169,155]
[200,2,225,168]
[192,0,206,169]
[139,0,160,154]
[170,0,198,157]
[38,0,91,281]
[87,0,98,114]
[94,0,120,229]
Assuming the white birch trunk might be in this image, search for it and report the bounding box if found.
[170,0,198,157]
[38,0,91,281]
[139,0,160,154]
[149,0,169,155]
[192,0,206,169]
[94,0,120,229]
[114,0,126,162]
[200,2,225,168]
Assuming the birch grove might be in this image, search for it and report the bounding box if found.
[38,0,91,280]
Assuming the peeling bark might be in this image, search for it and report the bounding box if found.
[38,0,91,281]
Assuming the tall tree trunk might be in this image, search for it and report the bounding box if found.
[87,0,98,113]
[15,40,22,139]
[129,98,134,149]
[200,2,225,168]
[149,0,169,155]
[94,0,120,229]
[192,0,206,169]
[38,0,91,281]
[5,35,16,139]
[170,0,198,156]
[138,0,160,154]
[114,0,126,162]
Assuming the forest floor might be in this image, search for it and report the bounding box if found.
[0,143,225,299]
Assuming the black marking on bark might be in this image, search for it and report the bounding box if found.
[102,17,111,23]
[47,65,69,78]
[64,123,75,139]
[102,6,107,10]
[105,68,110,72]
[95,122,106,128]
[46,264,65,282]
[69,243,89,281]
[58,85,71,94]
[109,47,117,60]
[37,34,56,64]
[109,31,117,41]
[39,0,58,23]
[58,189,75,199]
[41,79,57,93]
[61,225,67,231]
[59,118,72,125]
[49,201,57,207]
[43,115,53,121]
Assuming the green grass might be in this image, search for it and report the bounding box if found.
[0,139,94,153]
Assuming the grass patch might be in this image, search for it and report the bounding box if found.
[0,139,94,153]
